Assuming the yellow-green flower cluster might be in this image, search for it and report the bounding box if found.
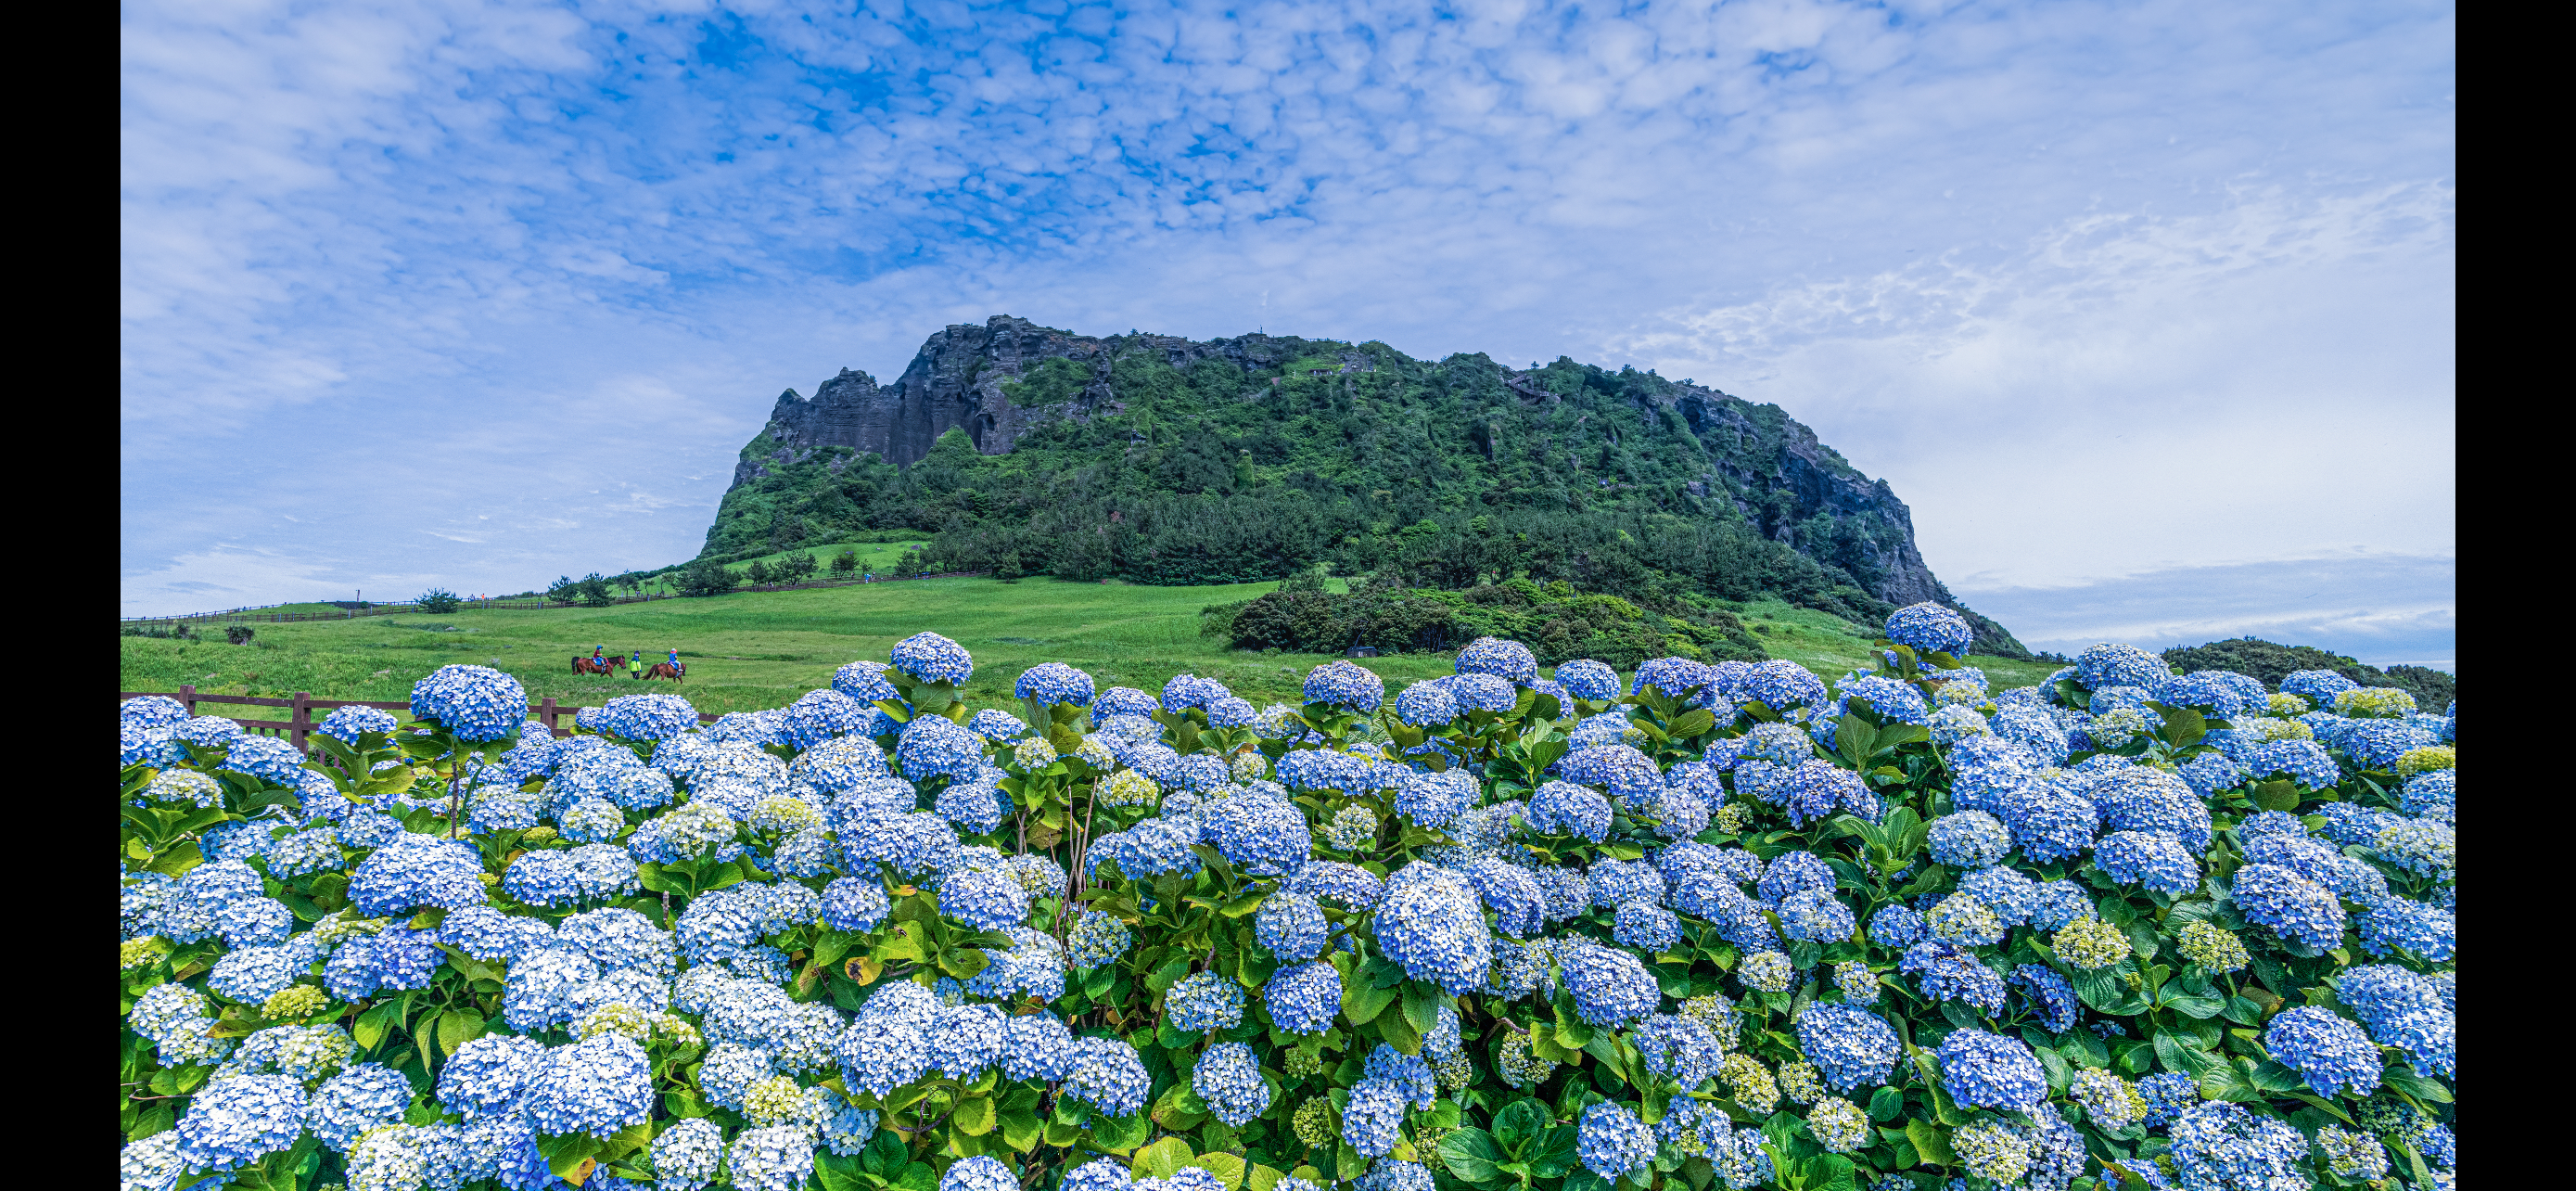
[2266,692,2312,716]
[1953,1121,2031,1183]
[261,985,330,1021]
[2055,917,2134,969]
[2395,746,2456,776]
[1720,1055,1779,1113]
[1012,737,1059,769]
[122,936,172,970]
[1097,769,1160,808]
[2178,920,2251,973]
[1292,1098,1335,1145]
[577,1003,657,1044]
[1779,1061,1825,1105]
[749,796,823,835]
[1498,1034,1556,1086]
[2335,686,2418,717]
[1807,1097,1869,1153]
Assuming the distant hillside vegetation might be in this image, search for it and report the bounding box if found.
[2162,637,2455,710]
[1202,576,1770,669]
[702,315,2028,657]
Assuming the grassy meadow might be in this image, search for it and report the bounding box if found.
[120,576,2059,724]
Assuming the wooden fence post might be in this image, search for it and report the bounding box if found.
[180,684,198,717]
[292,692,312,754]
[539,697,559,738]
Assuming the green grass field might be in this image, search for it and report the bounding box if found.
[118,577,2057,723]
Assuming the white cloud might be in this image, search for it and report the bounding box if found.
[121,0,2456,630]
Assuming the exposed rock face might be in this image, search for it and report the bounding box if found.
[721,314,1980,630]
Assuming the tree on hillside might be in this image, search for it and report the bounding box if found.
[746,559,773,585]
[418,588,462,613]
[546,576,580,602]
[831,549,859,575]
[775,553,819,583]
[577,573,616,607]
[675,560,738,596]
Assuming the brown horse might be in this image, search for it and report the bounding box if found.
[643,662,684,683]
[572,657,612,675]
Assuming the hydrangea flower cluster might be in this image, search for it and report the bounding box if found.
[118,622,2456,1191]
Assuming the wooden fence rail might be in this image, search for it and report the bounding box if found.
[119,686,721,755]
[119,571,990,627]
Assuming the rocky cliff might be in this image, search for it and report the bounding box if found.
[710,314,2017,652]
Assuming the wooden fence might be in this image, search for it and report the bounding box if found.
[119,571,990,628]
[118,685,722,755]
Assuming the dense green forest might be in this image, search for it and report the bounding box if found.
[699,338,2029,656]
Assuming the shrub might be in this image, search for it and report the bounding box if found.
[223,626,255,646]
[117,612,2456,1191]
[415,588,462,613]
[831,549,860,575]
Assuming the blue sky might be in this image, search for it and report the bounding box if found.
[121,0,2455,669]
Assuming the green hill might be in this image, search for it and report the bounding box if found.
[698,315,2030,657]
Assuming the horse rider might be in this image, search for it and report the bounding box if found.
[667,647,683,677]
[591,646,606,671]
[628,650,644,679]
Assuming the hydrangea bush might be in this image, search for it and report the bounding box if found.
[121,603,2457,1191]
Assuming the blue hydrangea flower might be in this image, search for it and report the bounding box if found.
[890,633,974,685]
[1447,672,1520,714]
[2167,1102,2311,1189]
[1781,761,1879,827]
[1778,888,1856,943]
[307,1062,414,1151]
[1456,636,1540,684]
[1556,939,1661,1028]
[2074,644,2166,691]
[1902,941,2004,1015]
[1165,970,1246,1032]
[1256,890,1329,962]
[2263,1006,2382,1097]
[410,664,529,742]
[1014,662,1094,707]
[1063,1036,1150,1117]
[1613,900,1682,952]
[1575,1101,1656,1179]
[2355,896,2455,962]
[1632,657,1711,698]
[1554,660,1620,701]
[2091,830,2200,895]
[1556,743,1664,802]
[940,1155,1018,1191]
[1183,1041,1270,1127]
[1787,1002,1893,1092]
[2280,669,2360,708]
[1868,904,1927,948]
[1935,1028,2047,1111]
[1927,811,2011,868]
[1342,1079,1408,1158]
[317,705,399,745]
[348,833,488,918]
[173,1073,308,1172]
[1623,1013,1718,1089]
[1304,660,1387,711]
[1264,960,1342,1035]
[2232,863,2347,950]
[1757,850,1835,904]
[1835,675,1930,726]
[1384,679,1460,728]
[1885,602,1973,654]
[1374,864,1493,994]
[1525,780,1612,842]
[1741,660,1828,710]
[894,715,987,784]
